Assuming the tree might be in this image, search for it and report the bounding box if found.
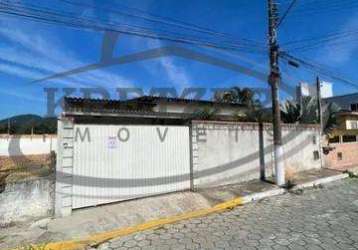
[281,97,318,124]
[281,100,300,124]
[281,96,339,134]
[214,87,261,108]
[213,87,270,122]
[322,102,340,135]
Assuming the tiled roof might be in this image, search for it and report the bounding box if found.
[64,96,245,113]
[126,95,245,107]
[63,97,243,120]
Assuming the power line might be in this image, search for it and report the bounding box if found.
[292,0,358,14]
[291,1,358,16]
[277,0,297,28]
[59,0,263,47]
[280,51,358,90]
[280,27,358,52]
[282,29,358,46]
[0,1,266,54]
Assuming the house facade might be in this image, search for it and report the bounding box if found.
[324,111,358,170]
[322,92,358,170]
[55,96,321,217]
[322,92,358,111]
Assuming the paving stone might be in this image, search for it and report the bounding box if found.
[101,179,358,250]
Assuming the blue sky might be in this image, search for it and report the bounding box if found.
[0,0,358,118]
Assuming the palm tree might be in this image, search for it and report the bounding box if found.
[322,102,340,135]
[281,97,318,124]
[281,96,339,134]
[214,87,269,122]
[281,100,301,124]
[214,87,258,106]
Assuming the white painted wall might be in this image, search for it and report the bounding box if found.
[0,177,54,225]
[0,135,57,156]
[192,121,321,188]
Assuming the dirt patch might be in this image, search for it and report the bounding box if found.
[0,153,55,187]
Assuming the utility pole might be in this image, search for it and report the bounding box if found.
[316,76,323,134]
[268,0,285,186]
[316,76,324,168]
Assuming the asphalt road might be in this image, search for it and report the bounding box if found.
[100,178,358,250]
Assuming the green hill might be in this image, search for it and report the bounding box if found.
[0,114,57,134]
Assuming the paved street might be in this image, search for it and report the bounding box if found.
[101,179,358,250]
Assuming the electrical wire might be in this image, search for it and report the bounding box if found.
[277,0,297,28]
[280,51,358,90]
[58,0,263,47]
[291,0,358,15]
[0,1,266,54]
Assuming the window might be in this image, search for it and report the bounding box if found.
[312,135,317,145]
[328,136,340,144]
[337,152,343,161]
[346,120,358,130]
[313,151,320,160]
[342,135,357,143]
[351,103,358,111]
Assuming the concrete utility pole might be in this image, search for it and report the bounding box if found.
[316,76,323,134]
[316,76,324,168]
[268,0,285,186]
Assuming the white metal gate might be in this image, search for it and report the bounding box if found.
[72,124,191,208]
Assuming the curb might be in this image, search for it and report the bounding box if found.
[291,173,349,191]
[16,173,350,250]
[242,187,286,204]
[347,167,358,176]
[17,197,246,250]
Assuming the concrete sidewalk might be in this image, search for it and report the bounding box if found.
[0,180,278,249]
[0,168,351,249]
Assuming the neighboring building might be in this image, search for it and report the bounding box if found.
[323,92,358,171]
[322,92,358,111]
[296,81,333,101]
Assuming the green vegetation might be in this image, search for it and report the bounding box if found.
[281,96,340,134]
[0,114,57,134]
[214,87,272,122]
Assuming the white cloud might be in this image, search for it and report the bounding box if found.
[321,15,358,64]
[158,56,191,87]
[0,21,134,94]
[144,39,192,90]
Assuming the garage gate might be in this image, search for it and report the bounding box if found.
[72,124,191,209]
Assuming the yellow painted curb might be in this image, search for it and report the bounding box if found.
[15,197,243,250]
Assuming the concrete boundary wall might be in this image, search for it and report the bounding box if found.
[0,176,55,226]
[55,118,321,217]
[192,120,321,188]
[0,135,57,156]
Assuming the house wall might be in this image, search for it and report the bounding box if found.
[0,135,57,156]
[324,140,358,171]
[191,120,321,188]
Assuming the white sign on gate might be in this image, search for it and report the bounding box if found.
[107,136,118,149]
